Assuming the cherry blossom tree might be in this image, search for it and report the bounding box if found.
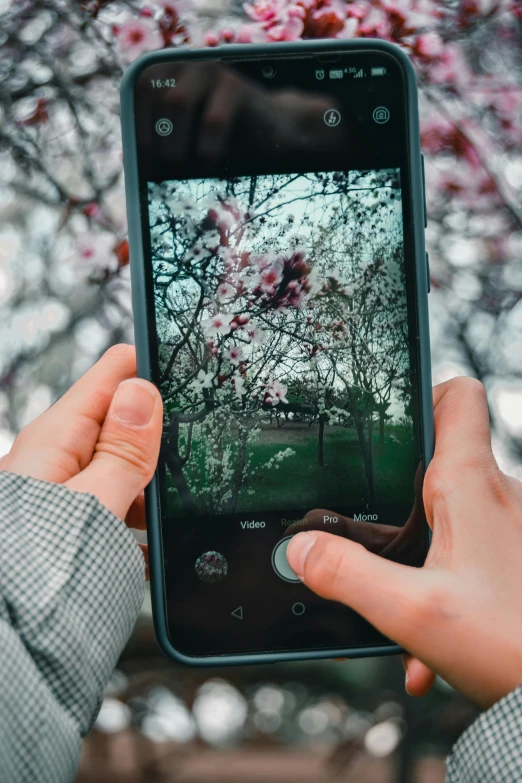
[151,170,410,511]
[308,168,412,491]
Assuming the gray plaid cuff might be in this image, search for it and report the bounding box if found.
[0,470,145,735]
[446,684,522,782]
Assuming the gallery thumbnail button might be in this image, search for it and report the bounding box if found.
[271,536,300,583]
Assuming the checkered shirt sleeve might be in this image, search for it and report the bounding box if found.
[445,685,522,782]
[0,470,145,783]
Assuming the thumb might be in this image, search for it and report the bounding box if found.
[287,531,423,645]
[66,378,163,520]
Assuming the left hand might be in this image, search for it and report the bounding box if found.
[0,344,163,577]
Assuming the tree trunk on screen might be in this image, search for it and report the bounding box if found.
[367,413,375,499]
[162,414,198,515]
[348,398,375,502]
[318,413,326,467]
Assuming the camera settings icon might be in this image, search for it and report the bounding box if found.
[372,106,390,124]
[155,118,173,136]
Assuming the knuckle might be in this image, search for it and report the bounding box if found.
[424,461,452,505]
[95,436,154,481]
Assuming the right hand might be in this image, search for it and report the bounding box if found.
[287,377,522,710]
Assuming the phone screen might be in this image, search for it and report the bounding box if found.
[133,48,429,657]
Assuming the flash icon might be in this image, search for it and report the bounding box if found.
[324,109,341,127]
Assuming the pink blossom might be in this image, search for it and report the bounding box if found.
[83,202,102,220]
[76,232,116,272]
[225,344,245,365]
[358,6,389,37]
[338,17,359,38]
[427,43,472,87]
[345,4,367,21]
[244,0,281,23]
[245,0,305,40]
[267,379,288,405]
[267,15,304,40]
[413,32,444,60]
[253,252,274,271]
[247,325,266,345]
[115,19,163,61]
[251,249,317,309]
[205,32,220,46]
[307,2,345,37]
[259,258,284,291]
[202,313,233,337]
[216,282,235,302]
[221,28,236,42]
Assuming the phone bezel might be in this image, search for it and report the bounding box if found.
[120,38,434,667]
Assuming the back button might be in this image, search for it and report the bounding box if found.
[231,606,243,620]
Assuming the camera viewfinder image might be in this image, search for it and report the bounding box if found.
[148,170,415,518]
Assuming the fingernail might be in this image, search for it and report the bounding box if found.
[287,532,318,580]
[405,671,411,695]
[112,379,157,427]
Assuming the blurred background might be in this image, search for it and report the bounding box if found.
[0,1,521,781]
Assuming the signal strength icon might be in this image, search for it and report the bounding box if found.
[353,68,364,79]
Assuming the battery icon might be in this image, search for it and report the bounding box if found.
[371,67,387,76]
[329,69,344,79]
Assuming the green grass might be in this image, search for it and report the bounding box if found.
[238,424,413,511]
[165,422,415,515]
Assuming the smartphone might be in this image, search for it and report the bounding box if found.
[120,39,433,666]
